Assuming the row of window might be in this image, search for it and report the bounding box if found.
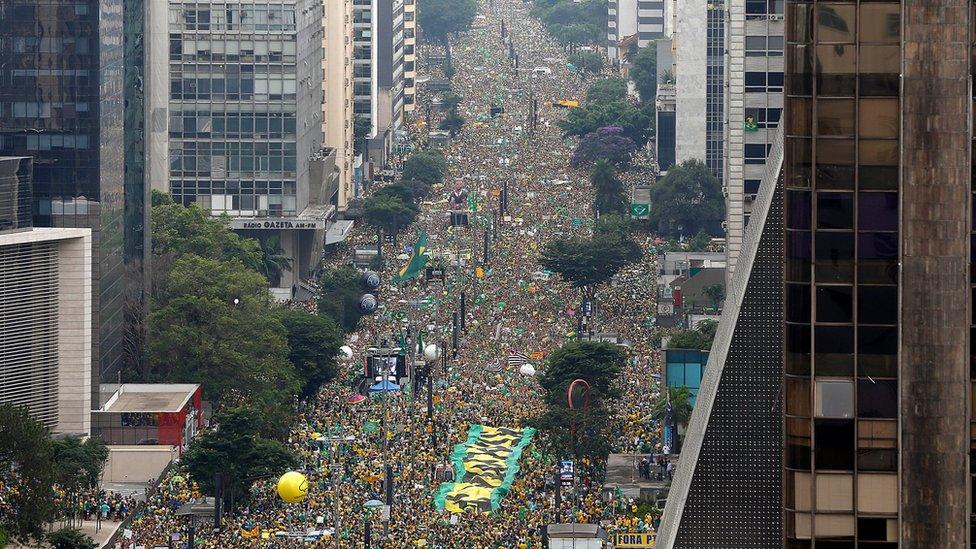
[746,35,784,57]
[787,283,897,326]
[746,71,785,93]
[785,137,899,190]
[170,77,298,101]
[169,111,297,139]
[787,3,900,45]
[786,190,897,231]
[169,6,298,32]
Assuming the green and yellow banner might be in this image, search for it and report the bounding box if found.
[433,424,536,514]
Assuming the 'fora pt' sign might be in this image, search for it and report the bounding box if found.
[229,218,326,230]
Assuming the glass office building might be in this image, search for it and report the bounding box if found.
[783,0,969,545]
[0,0,136,402]
[659,0,971,544]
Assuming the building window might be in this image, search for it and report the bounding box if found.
[814,380,854,418]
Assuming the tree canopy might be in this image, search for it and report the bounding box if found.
[541,223,642,294]
[318,266,369,333]
[628,45,658,104]
[374,183,416,205]
[363,194,420,240]
[531,341,627,460]
[183,406,298,510]
[0,404,56,543]
[148,254,299,420]
[439,107,466,137]
[50,437,109,495]
[151,201,262,271]
[667,320,718,350]
[418,0,477,43]
[571,126,639,168]
[585,77,628,104]
[590,161,629,217]
[649,159,726,237]
[353,116,371,157]
[570,51,604,74]
[46,528,97,549]
[401,150,447,186]
[560,98,654,148]
[532,0,606,45]
[651,386,694,429]
[279,310,343,397]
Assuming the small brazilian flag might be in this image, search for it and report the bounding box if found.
[393,231,429,283]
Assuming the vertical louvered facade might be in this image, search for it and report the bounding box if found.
[0,228,92,434]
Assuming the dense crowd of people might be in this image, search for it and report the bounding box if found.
[126,0,669,546]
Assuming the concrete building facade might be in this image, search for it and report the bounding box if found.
[607,0,667,61]
[672,0,723,177]
[723,0,784,280]
[0,205,94,435]
[323,0,356,210]
[353,0,405,170]
[149,0,339,292]
[403,0,417,114]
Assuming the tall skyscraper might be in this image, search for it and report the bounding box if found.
[353,0,405,169]
[324,0,356,210]
[0,0,148,405]
[403,0,417,114]
[659,0,971,546]
[149,0,337,292]
[724,0,784,280]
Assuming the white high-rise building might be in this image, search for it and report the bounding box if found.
[607,0,667,61]
[723,0,784,279]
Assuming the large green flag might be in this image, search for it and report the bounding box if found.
[393,231,429,283]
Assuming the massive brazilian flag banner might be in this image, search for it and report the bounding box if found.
[434,425,536,514]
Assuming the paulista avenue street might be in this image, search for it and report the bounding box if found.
[125,0,669,546]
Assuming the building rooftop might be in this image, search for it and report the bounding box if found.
[98,383,199,413]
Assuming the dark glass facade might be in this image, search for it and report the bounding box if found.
[706,0,725,177]
[0,156,33,232]
[0,0,130,400]
[784,1,902,544]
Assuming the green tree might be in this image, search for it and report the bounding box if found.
[374,183,416,205]
[559,99,654,147]
[183,406,298,510]
[279,310,344,397]
[363,194,420,243]
[703,284,726,311]
[649,159,725,237]
[0,404,55,543]
[257,235,293,287]
[418,0,477,44]
[667,325,714,350]
[590,160,629,215]
[353,116,371,157]
[439,107,466,137]
[628,45,657,104]
[585,77,628,105]
[541,230,642,296]
[685,229,712,252]
[151,189,174,207]
[148,255,299,418]
[570,50,604,74]
[318,266,368,333]
[50,437,109,495]
[651,386,694,429]
[151,202,262,272]
[696,319,719,342]
[538,341,627,405]
[46,528,96,549]
[401,151,447,186]
[532,341,627,461]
